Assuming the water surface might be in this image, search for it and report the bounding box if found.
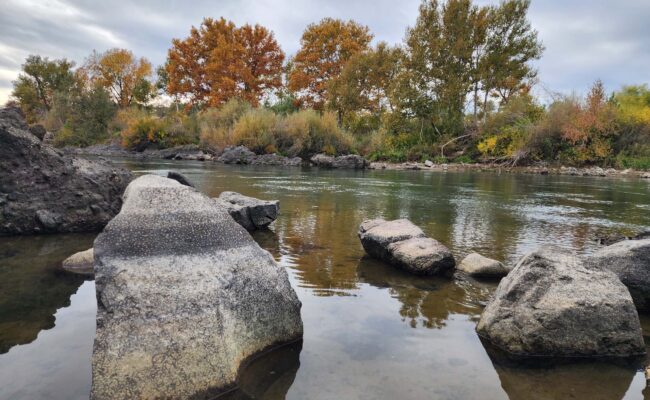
[2,160,650,399]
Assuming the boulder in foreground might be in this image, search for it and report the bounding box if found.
[61,248,94,276]
[0,106,132,236]
[217,191,279,231]
[358,218,455,275]
[477,246,645,358]
[91,175,302,399]
[584,239,650,311]
[457,252,509,278]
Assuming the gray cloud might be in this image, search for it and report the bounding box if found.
[1,0,649,104]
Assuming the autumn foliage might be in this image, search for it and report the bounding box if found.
[166,18,284,107]
[288,18,373,110]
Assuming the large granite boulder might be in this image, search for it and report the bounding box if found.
[61,248,94,276]
[358,218,455,276]
[310,153,368,169]
[91,175,302,399]
[216,191,279,231]
[218,145,256,164]
[457,252,509,278]
[0,106,132,235]
[584,239,650,311]
[477,246,645,358]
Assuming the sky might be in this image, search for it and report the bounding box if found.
[1,0,649,104]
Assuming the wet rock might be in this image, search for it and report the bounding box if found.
[358,218,455,276]
[310,153,368,169]
[584,239,650,311]
[458,252,509,278]
[166,171,195,187]
[61,248,94,276]
[477,246,645,358]
[250,153,302,166]
[91,175,302,399]
[424,160,434,167]
[218,145,257,164]
[216,191,279,231]
[0,106,132,236]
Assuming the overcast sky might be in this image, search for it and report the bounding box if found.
[1,0,649,104]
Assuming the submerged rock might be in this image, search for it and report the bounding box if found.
[216,191,279,231]
[358,218,455,275]
[91,175,302,399]
[457,252,509,278]
[477,246,645,358]
[0,106,132,236]
[584,239,650,311]
[61,248,94,276]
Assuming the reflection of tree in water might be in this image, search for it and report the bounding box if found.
[481,341,640,400]
[0,234,95,354]
[357,257,495,329]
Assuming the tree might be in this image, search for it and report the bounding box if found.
[11,55,75,122]
[287,18,373,110]
[480,0,543,109]
[81,48,153,107]
[166,18,284,108]
[327,43,403,131]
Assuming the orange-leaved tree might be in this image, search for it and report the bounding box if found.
[81,48,153,107]
[166,18,284,108]
[288,18,373,110]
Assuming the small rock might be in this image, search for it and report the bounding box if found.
[166,171,195,187]
[457,252,508,278]
[424,160,434,168]
[217,191,279,230]
[62,248,94,276]
[218,146,256,164]
[28,124,47,141]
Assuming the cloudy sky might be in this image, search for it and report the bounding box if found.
[1,0,649,104]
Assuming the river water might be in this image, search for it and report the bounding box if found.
[2,160,650,399]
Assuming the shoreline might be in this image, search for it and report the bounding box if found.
[67,144,650,179]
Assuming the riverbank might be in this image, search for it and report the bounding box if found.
[66,143,650,179]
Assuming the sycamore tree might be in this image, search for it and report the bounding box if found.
[166,18,284,108]
[288,18,373,110]
[11,55,76,122]
[80,48,154,107]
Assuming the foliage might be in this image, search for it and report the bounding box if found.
[51,84,116,147]
[167,18,284,107]
[287,18,372,110]
[80,48,153,107]
[11,55,76,122]
[231,108,279,153]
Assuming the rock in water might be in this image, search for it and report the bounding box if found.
[166,170,195,187]
[358,219,455,276]
[0,106,132,235]
[217,191,279,231]
[218,145,256,164]
[477,246,645,358]
[91,175,302,399]
[61,248,94,276]
[457,252,509,278]
[310,153,368,169]
[584,239,650,311]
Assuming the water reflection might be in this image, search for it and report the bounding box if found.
[0,234,95,354]
[357,257,494,329]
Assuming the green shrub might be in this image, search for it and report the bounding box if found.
[278,110,353,157]
[231,109,279,153]
[121,117,167,151]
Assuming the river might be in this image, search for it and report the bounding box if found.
[2,160,650,399]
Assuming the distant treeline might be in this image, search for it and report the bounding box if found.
[9,0,650,169]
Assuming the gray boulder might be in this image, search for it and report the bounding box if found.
[477,246,645,358]
[0,106,132,236]
[358,219,455,276]
[217,191,279,231]
[250,153,303,166]
[310,153,368,169]
[91,175,302,399]
[457,252,509,278]
[61,248,94,276]
[218,145,256,164]
[584,239,650,311]
[28,124,46,141]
